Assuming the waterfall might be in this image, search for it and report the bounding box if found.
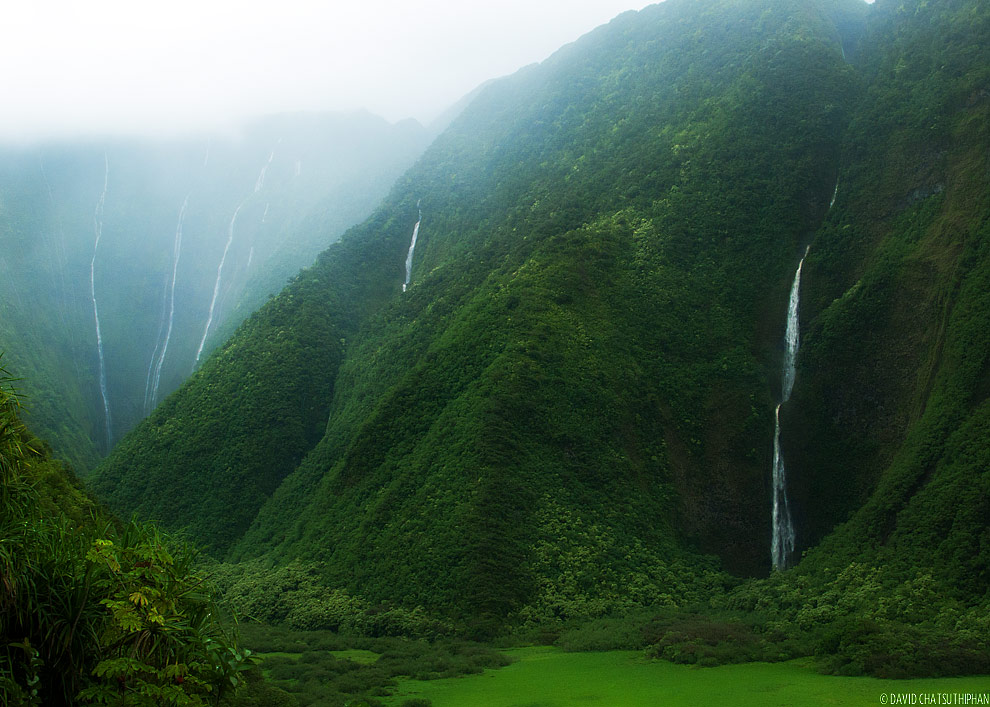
[146,196,188,410]
[90,153,112,450]
[195,148,277,366]
[254,150,275,193]
[144,276,169,412]
[195,198,246,365]
[402,202,422,292]
[829,179,839,209]
[771,245,809,570]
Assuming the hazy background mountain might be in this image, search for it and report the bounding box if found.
[0,111,430,470]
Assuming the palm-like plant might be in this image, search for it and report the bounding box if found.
[1,358,251,704]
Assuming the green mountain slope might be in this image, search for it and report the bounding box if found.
[91,0,988,636]
[0,361,259,704]
[786,0,990,592]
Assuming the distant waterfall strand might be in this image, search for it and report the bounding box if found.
[771,245,809,570]
[403,204,422,292]
[195,150,275,366]
[195,199,245,364]
[829,179,839,210]
[144,279,169,412]
[255,149,275,193]
[147,196,189,408]
[91,154,112,449]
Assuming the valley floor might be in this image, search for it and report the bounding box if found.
[386,647,990,706]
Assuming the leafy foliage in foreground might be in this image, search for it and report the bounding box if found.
[0,362,257,704]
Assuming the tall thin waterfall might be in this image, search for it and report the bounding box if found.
[402,201,422,292]
[255,150,275,193]
[195,198,246,365]
[145,196,188,411]
[195,147,276,366]
[90,154,112,450]
[771,245,809,570]
[144,273,170,412]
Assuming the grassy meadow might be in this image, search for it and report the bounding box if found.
[385,647,990,707]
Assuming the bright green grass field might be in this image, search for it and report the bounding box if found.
[386,647,990,706]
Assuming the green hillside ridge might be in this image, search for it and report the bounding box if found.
[90,0,989,664]
[0,361,268,704]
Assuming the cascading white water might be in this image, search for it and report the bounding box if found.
[771,244,809,570]
[195,147,278,366]
[144,278,170,412]
[146,196,189,409]
[402,202,422,292]
[195,198,245,364]
[770,177,839,569]
[90,153,112,449]
[255,150,275,193]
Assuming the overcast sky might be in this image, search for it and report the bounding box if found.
[0,0,653,142]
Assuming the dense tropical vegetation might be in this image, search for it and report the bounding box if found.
[3,0,989,700]
[0,362,265,704]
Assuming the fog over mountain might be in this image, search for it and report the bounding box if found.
[0,0,650,142]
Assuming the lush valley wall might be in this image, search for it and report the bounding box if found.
[90,0,989,635]
[787,0,990,590]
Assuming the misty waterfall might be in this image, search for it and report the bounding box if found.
[403,201,422,292]
[255,150,275,193]
[771,245,809,570]
[90,153,113,450]
[196,148,277,366]
[196,199,246,365]
[145,195,189,412]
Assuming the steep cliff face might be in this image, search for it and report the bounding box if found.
[90,0,989,628]
[787,0,990,588]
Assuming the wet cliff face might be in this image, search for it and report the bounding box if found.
[786,0,990,568]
